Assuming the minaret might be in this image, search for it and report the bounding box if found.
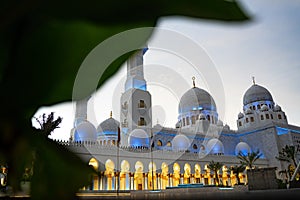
[125,47,148,91]
[74,96,91,127]
[70,96,91,141]
[120,47,152,146]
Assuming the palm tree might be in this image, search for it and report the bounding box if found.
[207,160,223,185]
[230,165,246,185]
[237,149,262,169]
[276,145,297,167]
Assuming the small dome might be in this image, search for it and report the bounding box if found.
[235,142,251,155]
[223,124,230,130]
[243,84,273,106]
[128,129,149,147]
[172,134,191,151]
[261,105,269,111]
[199,113,206,120]
[274,105,282,112]
[245,109,253,115]
[74,120,97,142]
[217,120,223,126]
[97,117,120,136]
[207,138,224,155]
[238,112,244,119]
[179,87,216,114]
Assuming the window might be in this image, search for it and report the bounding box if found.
[246,118,249,123]
[278,114,282,120]
[193,144,198,149]
[261,115,264,120]
[191,116,196,124]
[207,115,210,122]
[157,140,162,146]
[167,141,172,147]
[186,117,190,125]
[122,101,128,109]
[271,114,273,119]
[253,106,256,110]
[138,117,146,126]
[250,117,254,122]
[138,100,145,108]
[122,119,128,127]
[183,118,186,126]
[266,114,270,119]
[238,121,242,126]
[257,105,261,109]
[211,116,215,124]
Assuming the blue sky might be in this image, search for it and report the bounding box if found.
[32,0,300,140]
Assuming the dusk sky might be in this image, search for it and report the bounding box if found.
[32,0,300,141]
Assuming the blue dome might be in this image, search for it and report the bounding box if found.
[97,117,120,136]
[128,129,149,147]
[74,120,97,142]
[207,138,224,155]
[235,142,251,155]
[172,134,190,151]
[179,87,216,114]
[243,84,273,105]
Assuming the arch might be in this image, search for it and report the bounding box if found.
[105,159,115,172]
[135,161,144,172]
[157,140,162,146]
[148,162,157,190]
[278,114,282,120]
[121,160,130,172]
[105,159,115,190]
[166,141,172,147]
[161,162,169,189]
[193,144,198,150]
[194,164,201,183]
[184,163,191,184]
[89,158,99,171]
[148,162,157,172]
[134,161,144,190]
[173,163,180,187]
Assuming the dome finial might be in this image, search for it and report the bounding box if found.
[252,76,256,85]
[192,76,196,88]
[110,111,112,118]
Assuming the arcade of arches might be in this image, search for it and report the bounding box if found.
[86,158,247,191]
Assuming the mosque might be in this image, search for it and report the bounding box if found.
[64,48,300,191]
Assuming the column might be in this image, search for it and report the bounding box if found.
[114,172,119,191]
[144,173,148,190]
[169,174,173,187]
[180,174,184,185]
[191,174,194,184]
[227,174,231,186]
[129,172,134,190]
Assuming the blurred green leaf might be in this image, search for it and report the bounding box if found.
[0,0,250,199]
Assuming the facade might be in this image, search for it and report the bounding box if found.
[65,48,300,191]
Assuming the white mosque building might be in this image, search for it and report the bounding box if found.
[64,48,300,191]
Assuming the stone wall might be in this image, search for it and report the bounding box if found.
[247,167,278,190]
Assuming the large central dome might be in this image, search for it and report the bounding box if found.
[243,84,273,105]
[179,87,217,114]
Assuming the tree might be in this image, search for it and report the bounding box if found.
[276,145,297,167]
[231,165,246,185]
[207,160,223,185]
[34,112,62,137]
[237,149,262,169]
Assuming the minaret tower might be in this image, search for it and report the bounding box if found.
[120,47,152,146]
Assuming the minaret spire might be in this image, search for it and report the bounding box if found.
[125,47,148,91]
[110,111,113,118]
[252,76,256,85]
[192,76,196,88]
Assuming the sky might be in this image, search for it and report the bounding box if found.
[32,0,300,141]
